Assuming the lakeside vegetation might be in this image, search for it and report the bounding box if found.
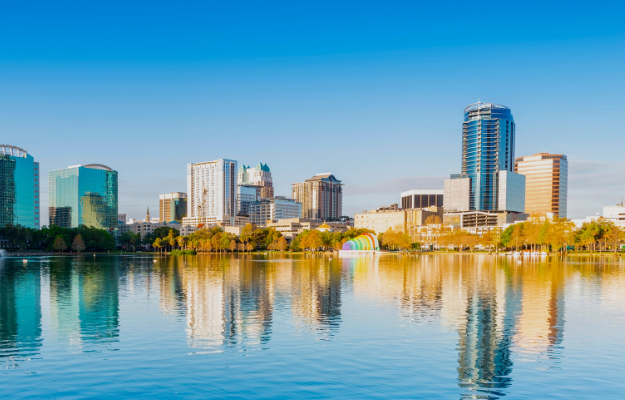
[0,224,116,253]
[154,224,376,253]
[2,217,623,256]
[399,217,625,254]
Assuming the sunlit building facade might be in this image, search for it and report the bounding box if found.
[292,173,343,220]
[237,162,274,199]
[48,164,118,231]
[444,102,525,214]
[185,159,237,224]
[159,192,187,223]
[0,145,40,228]
[249,196,302,227]
[514,153,568,218]
[462,102,516,211]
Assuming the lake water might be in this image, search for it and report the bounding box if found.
[0,254,624,399]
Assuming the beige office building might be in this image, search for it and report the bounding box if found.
[355,206,443,234]
[266,218,349,241]
[514,153,568,218]
[292,173,343,220]
[159,192,187,223]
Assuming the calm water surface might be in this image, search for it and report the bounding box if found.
[0,254,624,399]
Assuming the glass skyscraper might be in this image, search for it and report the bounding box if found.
[49,164,118,231]
[0,145,40,229]
[462,102,517,211]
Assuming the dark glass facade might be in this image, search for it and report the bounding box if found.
[462,103,515,211]
[49,206,72,228]
[49,164,118,231]
[401,193,444,209]
[237,185,260,217]
[0,145,39,229]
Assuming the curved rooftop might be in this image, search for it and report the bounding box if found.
[464,102,510,113]
[0,144,28,158]
[84,164,114,171]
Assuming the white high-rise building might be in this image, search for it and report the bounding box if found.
[183,159,239,226]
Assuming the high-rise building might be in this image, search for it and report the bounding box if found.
[48,164,118,231]
[445,102,525,213]
[249,196,302,227]
[184,159,238,226]
[237,162,274,199]
[514,153,568,218]
[118,213,126,223]
[292,173,343,220]
[0,145,39,229]
[159,192,188,223]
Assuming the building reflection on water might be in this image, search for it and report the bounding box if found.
[48,257,120,349]
[346,254,570,399]
[0,258,42,366]
[1,252,624,397]
[157,255,342,350]
[291,258,341,338]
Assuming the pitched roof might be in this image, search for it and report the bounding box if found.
[305,173,341,184]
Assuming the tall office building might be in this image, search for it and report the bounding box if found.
[0,145,39,228]
[159,192,188,223]
[237,162,274,199]
[49,164,118,231]
[292,173,343,220]
[445,102,525,213]
[514,153,568,218]
[186,159,237,223]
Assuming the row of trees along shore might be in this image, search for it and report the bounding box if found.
[148,224,377,253]
[3,217,623,255]
[0,224,115,253]
[397,216,625,254]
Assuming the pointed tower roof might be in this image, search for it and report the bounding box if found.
[254,162,270,172]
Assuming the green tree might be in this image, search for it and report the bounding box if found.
[605,224,625,253]
[120,231,133,250]
[130,233,141,252]
[153,237,162,253]
[53,236,67,254]
[240,223,254,244]
[71,234,86,254]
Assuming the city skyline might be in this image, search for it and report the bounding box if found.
[2,2,624,222]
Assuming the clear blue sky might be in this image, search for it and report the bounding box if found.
[1,0,624,221]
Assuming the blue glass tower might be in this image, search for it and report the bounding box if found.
[462,102,515,211]
[49,164,118,231]
[0,145,40,229]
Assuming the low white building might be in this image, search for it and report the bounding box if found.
[120,221,182,239]
[604,204,625,222]
[182,215,249,228]
[249,197,301,227]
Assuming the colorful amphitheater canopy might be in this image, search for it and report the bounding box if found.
[342,234,380,251]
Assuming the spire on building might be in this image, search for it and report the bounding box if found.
[146,207,150,222]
